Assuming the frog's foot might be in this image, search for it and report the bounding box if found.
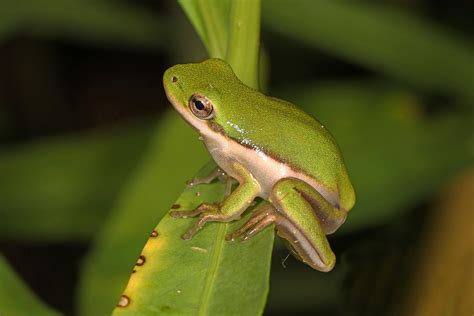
[226,204,278,241]
[171,203,239,240]
[186,167,227,187]
[175,161,261,240]
[169,203,217,219]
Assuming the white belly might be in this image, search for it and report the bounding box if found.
[203,132,338,205]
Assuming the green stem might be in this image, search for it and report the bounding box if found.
[196,0,229,58]
[226,0,261,89]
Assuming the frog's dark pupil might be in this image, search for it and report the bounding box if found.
[194,99,205,111]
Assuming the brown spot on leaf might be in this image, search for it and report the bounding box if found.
[132,269,136,274]
[150,230,159,238]
[195,191,201,197]
[171,204,181,209]
[136,255,146,266]
[117,295,130,308]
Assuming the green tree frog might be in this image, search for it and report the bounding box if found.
[163,59,355,272]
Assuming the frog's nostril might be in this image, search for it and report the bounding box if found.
[172,76,178,83]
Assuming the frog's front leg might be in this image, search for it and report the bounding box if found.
[228,178,341,272]
[187,166,227,187]
[170,161,260,240]
[186,165,235,197]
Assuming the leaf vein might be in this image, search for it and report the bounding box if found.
[198,223,227,316]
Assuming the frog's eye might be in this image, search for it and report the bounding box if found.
[189,95,214,120]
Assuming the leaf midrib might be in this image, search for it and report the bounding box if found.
[198,222,227,315]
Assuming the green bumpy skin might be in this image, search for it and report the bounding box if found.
[163,58,355,272]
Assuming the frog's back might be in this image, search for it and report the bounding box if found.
[225,90,355,211]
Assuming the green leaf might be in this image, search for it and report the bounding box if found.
[280,81,472,231]
[178,0,231,58]
[0,121,153,242]
[0,0,161,48]
[111,169,273,315]
[77,111,210,315]
[0,255,60,316]
[263,0,474,100]
[226,0,261,88]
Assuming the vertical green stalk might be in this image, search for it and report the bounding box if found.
[179,0,261,88]
[179,0,230,58]
[196,0,230,58]
[226,0,261,89]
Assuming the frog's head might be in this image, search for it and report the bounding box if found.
[163,58,243,135]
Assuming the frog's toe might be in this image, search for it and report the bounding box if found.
[180,216,208,239]
[225,225,247,241]
[226,205,277,241]
[181,224,200,240]
[181,211,227,240]
[242,213,276,241]
[185,178,196,187]
[170,209,200,218]
[170,203,218,218]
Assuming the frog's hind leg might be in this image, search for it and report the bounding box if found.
[226,204,277,241]
[291,180,347,234]
[187,166,227,187]
[270,178,340,271]
[228,178,341,271]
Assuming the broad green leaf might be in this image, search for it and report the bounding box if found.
[111,169,273,315]
[178,0,231,58]
[280,81,472,231]
[0,255,59,316]
[0,0,161,48]
[0,121,152,242]
[77,111,210,315]
[263,0,474,100]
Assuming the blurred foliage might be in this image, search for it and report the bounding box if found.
[0,0,472,315]
[179,0,230,59]
[0,255,59,315]
[401,169,474,315]
[263,0,474,101]
[0,0,162,47]
[0,121,153,242]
